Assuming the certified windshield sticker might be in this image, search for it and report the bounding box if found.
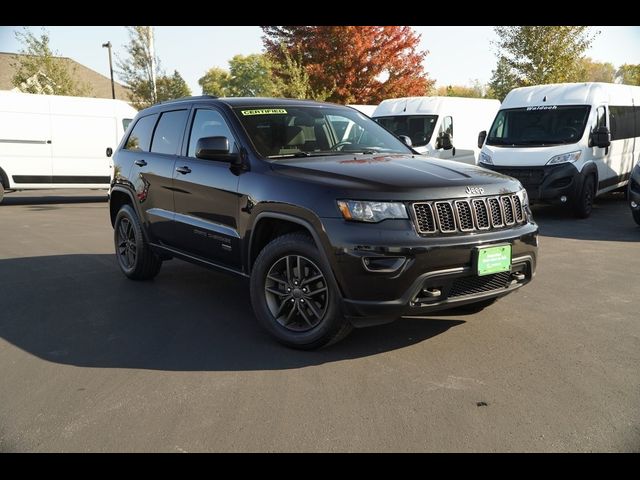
[241,108,288,116]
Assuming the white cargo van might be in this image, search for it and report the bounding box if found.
[478,82,640,218]
[0,91,137,203]
[372,96,500,164]
[347,104,378,117]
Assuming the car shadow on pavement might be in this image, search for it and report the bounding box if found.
[532,192,639,242]
[0,254,464,372]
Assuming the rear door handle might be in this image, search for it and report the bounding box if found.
[134,159,147,167]
[176,166,192,175]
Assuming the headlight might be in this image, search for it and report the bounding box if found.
[337,200,408,223]
[547,150,581,165]
[479,152,493,165]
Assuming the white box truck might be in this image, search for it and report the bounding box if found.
[478,82,640,218]
[0,91,137,203]
[372,96,500,165]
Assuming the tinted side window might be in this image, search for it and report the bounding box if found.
[124,114,158,152]
[609,106,636,140]
[188,109,237,158]
[150,110,189,155]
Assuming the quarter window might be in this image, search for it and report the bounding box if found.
[609,105,636,141]
[124,114,158,152]
[150,110,189,155]
[188,109,237,158]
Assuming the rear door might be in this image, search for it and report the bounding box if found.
[170,106,241,267]
[0,95,52,186]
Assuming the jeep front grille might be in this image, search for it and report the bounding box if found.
[412,194,526,235]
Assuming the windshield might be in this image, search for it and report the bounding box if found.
[486,105,590,147]
[233,106,413,159]
[374,115,438,147]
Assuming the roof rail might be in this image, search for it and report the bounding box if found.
[159,95,218,105]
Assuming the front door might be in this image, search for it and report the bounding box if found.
[171,107,241,268]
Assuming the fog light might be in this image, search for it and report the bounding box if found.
[632,201,638,209]
[560,195,567,203]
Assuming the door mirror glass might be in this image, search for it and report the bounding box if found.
[591,126,611,149]
[438,132,453,150]
[106,147,113,157]
[477,130,487,149]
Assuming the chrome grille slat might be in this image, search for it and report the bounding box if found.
[412,194,526,235]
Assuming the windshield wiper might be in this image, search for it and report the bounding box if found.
[267,152,311,159]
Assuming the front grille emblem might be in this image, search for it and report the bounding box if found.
[465,186,485,195]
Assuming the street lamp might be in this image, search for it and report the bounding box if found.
[102,41,115,100]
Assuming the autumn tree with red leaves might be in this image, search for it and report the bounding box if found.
[261,26,433,104]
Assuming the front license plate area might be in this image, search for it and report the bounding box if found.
[476,245,511,276]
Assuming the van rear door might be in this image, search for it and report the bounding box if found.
[0,94,52,186]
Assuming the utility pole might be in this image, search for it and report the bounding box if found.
[148,27,157,103]
[102,41,115,99]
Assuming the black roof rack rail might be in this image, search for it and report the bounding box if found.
[159,95,218,105]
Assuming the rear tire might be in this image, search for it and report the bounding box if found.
[250,232,352,350]
[113,204,162,280]
[572,175,595,219]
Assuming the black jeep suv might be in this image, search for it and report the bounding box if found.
[109,97,538,349]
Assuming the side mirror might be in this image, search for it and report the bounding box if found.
[437,132,453,150]
[106,147,113,157]
[477,130,487,149]
[591,126,611,149]
[196,136,240,165]
[398,135,413,147]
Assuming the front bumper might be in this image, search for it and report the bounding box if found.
[321,218,538,327]
[485,163,582,205]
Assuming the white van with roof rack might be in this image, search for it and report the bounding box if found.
[0,91,137,203]
[372,96,500,165]
[478,82,640,218]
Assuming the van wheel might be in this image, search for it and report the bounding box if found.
[113,204,162,280]
[573,175,595,219]
[0,184,4,204]
[250,233,352,350]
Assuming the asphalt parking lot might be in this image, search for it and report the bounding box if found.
[0,189,638,452]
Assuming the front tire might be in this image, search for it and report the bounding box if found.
[250,233,352,349]
[113,204,162,280]
[573,175,595,219]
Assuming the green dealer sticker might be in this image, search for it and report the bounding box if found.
[476,245,511,276]
[241,108,288,116]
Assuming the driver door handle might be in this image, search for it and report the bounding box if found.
[176,166,192,175]
[134,159,147,167]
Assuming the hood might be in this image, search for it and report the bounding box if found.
[269,154,522,199]
[482,144,582,167]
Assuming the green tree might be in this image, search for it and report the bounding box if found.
[11,27,90,96]
[434,80,486,98]
[271,45,332,100]
[116,26,162,109]
[616,64,640,85]
[488,56,521,101]
[226,54,281,97]
[157,70,191,101]
[490,26,596,97]
[578,57,616,83]
[199,67,231,96]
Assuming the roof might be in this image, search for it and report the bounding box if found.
[0,52,131,101]
[373,96,500,117]
[502,82,640,109]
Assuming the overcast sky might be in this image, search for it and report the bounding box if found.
[1,26,639,95]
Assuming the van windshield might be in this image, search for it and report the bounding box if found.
[374,115,438,147]
[233,106,412,159]
[486,105,590,147]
